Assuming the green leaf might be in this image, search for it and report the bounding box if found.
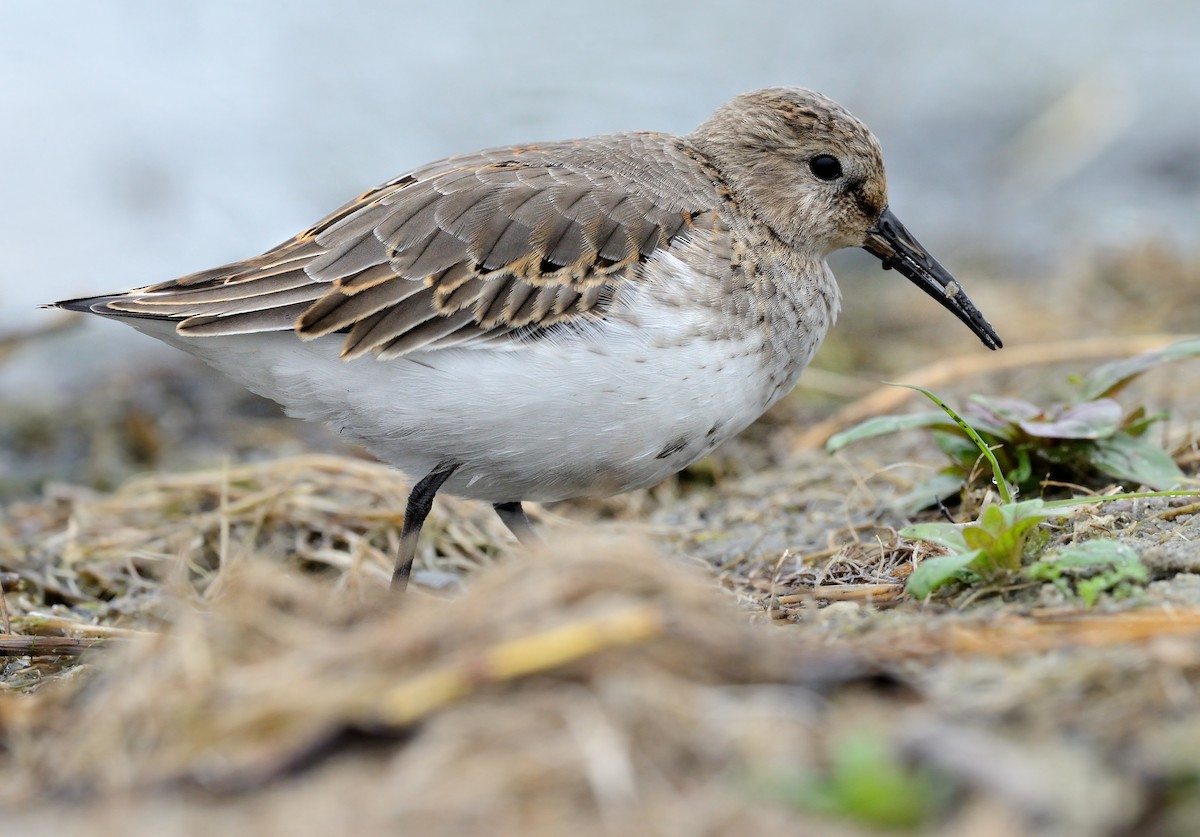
[894,384,1014,503]
[820,737,941,828]
[907,550,984,598]
[934,429,980,462]
[961,524,997,552]
[1079,338,1200,401]
[1007,446,1034,487]
[1123,407,1169,437]
[900,522,970,552]
[1041,489,1199,513]
[939,500,1052,573]
[982,498,1050,526]
[1026,540,1148,607]
[766,736,946,828]
[1091,432,1185,490]
[825,412,954,452]
[976,502,1010,535]
[1034,539,1142,571]
[903,500,1053,577]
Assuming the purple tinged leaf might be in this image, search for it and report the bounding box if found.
[969,395,1042,421]
[964,395,1039,438]
[1018,399,1123,440]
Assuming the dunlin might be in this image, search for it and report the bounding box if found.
[53,87,1001,590]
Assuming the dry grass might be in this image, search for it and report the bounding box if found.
[0,529,892,835]
[2,454,1198,835]
[1,455,519,620]
[2,242,1200,835]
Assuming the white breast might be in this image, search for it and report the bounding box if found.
[128,251,836,503]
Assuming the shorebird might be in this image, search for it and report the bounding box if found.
[53,87,1001,590]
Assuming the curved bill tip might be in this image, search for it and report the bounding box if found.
[863,207,1002,350]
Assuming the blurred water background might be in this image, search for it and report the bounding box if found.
[2,0,1198,396]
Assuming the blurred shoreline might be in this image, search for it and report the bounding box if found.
[5,1,1200,331]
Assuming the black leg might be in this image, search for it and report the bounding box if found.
[392,464,459,592]
[493,501,538,545]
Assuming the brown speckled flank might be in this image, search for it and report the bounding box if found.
[52,87,1001,590]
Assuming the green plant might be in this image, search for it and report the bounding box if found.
[905,498,1056,598]
[888,385,1192,600]
[1025,540,1148,606]
[763,736,946,830]
[828,338,1200,512]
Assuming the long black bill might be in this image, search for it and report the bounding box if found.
[863,207,1002,350]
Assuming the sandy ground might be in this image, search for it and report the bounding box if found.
[1,242,1199,836]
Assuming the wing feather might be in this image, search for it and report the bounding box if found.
[297,271,427,336]
[69,133,728,359]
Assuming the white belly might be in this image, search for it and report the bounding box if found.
[124,255,836,503]
[198,325,783,502]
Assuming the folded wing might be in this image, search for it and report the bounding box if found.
[88,135,723,360]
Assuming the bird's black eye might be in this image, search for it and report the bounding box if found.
[809,154,843,181]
